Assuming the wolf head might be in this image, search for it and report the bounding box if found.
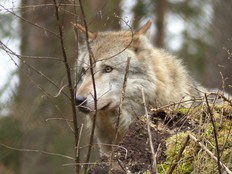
[75,21,156,116]
[74,21,206,153]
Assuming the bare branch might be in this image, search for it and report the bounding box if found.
[142,88,158,173]
[109,57,131,174]
[53,1,80,173]
[0,40,70,99]
[45,118,73,122]
[0,4,59,38]
[53,84,68,98]
[0,143,74,160]
[77,0,98,173]
[79,143,128,160]
[76,123,84,159]
[114,57,131,144]
[189,133,232,174]
[167,135,190,174]
[205,93,222,174]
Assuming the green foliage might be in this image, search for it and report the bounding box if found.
[143,171,151,174]
[160,132,194,173]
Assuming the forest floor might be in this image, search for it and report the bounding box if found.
[88,101,232,174]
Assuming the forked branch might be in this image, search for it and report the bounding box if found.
[77,0,98,173]
[205,93,222,174]
[142,88,159,173]
[53,1,80,173]
[189,133,232,174]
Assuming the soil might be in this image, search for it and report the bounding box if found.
[87,109,195,174]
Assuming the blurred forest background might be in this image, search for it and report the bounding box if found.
[0,0,231,173]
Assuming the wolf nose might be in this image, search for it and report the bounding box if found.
[75,96,87,106]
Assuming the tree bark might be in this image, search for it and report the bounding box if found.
[16,1,122,173]
[155,0,167,48]
[18,1,75,173]
[205,0,232,93]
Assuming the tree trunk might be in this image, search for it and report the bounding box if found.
[132,0,146,29]
[205,1,232,93]
[155,0,167,48]
[16,1,122,173]
[18,1,75,173]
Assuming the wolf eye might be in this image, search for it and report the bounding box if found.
[103,66,113,73]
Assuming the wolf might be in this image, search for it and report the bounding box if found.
[74,20,228,154]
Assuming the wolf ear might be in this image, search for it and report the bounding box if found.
[72,23,98,40]
[135,20,152,36]
[131,20,152,52]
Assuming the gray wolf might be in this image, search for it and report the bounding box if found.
[74,21,229,154]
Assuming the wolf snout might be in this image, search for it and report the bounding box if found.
[75,96,91,113]
[75,96,87,106]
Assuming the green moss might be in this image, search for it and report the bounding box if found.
[142,171,151,174]
[178,108,191,115]
[162,132,194,174]
[158,104,232,173]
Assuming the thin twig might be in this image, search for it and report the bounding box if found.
[77,0,98,173]
[116,159,127,173]
[167,135,190,174]
[0,4,59,38]
[45,118,73,122]
[109,57,131,174]
[0,143,74,160]
[189,133,232,174]
[19,55,64,61]
[2,39,76,135]
[0,40,70,99]
[152,97,204,111]
[208,92,232,106]
[53,84,68,97]
[79,143,128,160]
[97,15,135,62]
[53,1,80,173]
[205,93,222,174]
[155,144,161,160]
[62,162,110,166]
[76,124,84,159]
[142,88,158,173]
[2,3,79,10]
[115,57,131,142]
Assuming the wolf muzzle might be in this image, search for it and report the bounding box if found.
[75,96,90,113]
